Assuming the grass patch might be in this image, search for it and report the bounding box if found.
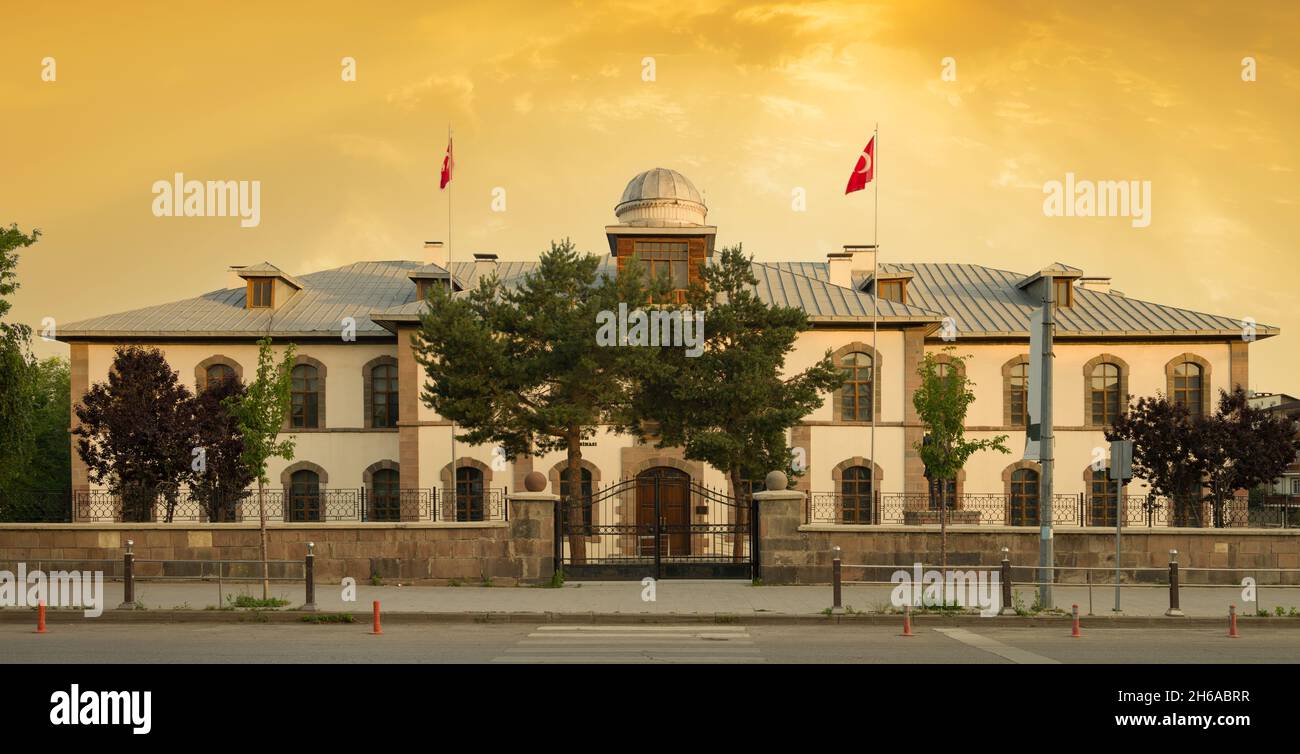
[300,613,355,624]
[227,594,290,609]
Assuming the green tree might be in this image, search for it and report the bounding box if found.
[25,357,71,492]
[0,224,41,491]
[413,240,659,562]
[225,338,296,597]
[912,349,1009,584]
[632,245,844,558]
[189,375,255,522]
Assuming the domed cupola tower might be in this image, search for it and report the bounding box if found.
[606,168,717,301]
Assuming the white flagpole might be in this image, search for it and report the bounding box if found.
[870,124,879,498]
[447,124,456,520]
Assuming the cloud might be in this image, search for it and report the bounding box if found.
[386,74,475,112]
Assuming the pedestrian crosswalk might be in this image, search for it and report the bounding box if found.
[492,625,764,663]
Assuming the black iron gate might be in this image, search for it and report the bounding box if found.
[556,469,755,580]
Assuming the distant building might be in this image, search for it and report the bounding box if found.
[1248,392,1300,498]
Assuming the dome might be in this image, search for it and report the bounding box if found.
[614,168,707,227]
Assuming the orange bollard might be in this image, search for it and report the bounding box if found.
[370,600,382,635]
[36,601,46,634]
[1071,604,1081,638]
[900,605,915,637]
[1228,604,1239,639]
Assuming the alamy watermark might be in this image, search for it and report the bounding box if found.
[1042,172,1151,228]
[151,172,261,228]
[890,563,1000,617]
[0,563,104,617]
[595,302,704,357]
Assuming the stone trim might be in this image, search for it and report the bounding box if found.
[930,351,966,379]
[1001,354,1030,428]
[1083,463,1128,496]
[546,458,602,494]
[1164,352,1212,418]
[830,456,884,486]
[829,341,883,423]
[194,355,244,392]
[286,355,328,430]
[1001,460,1041,492]
[1229,340,1249,392]
[790,424,812,492]
[361,355,399,429]
[397,326,421,490]
[1082,353,1130,428]
[280,460,330,488]
[70,343,90,497]
[439,457,493,488]
[362,459,400,488]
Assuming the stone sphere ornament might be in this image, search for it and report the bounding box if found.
[764,470,788,492]
[523,471,547,492]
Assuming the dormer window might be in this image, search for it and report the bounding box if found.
[1053,278,1074,309]
[877,279,907,304]
[248,278,273,308]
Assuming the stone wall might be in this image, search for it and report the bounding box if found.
[757,492,1300,585]
[0,496,556,586]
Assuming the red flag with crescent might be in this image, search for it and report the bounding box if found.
[439,137,454,189]
[844,135,875,194]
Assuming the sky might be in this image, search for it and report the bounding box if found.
[3,0,1297,389]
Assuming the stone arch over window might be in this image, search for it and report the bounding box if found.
[438,457,493,487]
[1165,353,1212,418]
[362,356,400,429]
[831,457,884,524]
[1083,354,1130,428]
[930,352,966,380]
[439,458,492,522]
[362,460,401,522]
[1083,463,1128,527]
[830,341,883,423]
[547,459,602,498]
[280,460,329,488]
[195,355,243,392]
[286,355,328,430]
[1002,460,1041,526]
[626,455,699,482]
[1001,354,1031,427]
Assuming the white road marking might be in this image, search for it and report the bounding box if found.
[494,625,765,664]
[933,627,1060,664]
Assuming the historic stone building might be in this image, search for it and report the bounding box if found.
[57,168,1277,529]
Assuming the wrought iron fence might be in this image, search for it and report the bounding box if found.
[0,488,507,524]
[806,491,1289,529]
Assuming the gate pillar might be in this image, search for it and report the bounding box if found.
[507,490,559,584]
[752,475,808,585]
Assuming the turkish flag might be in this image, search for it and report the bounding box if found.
[439,137,454,189]
[844,135,875,194]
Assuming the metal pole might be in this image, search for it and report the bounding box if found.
[869,124,878,481]
[1113,477,1122,612]
[1166,549,1183,616]
[999,546,1014,615]
[831,545,843,613]
[1038,278,1055,609]
[303,542,317,612]
[118,539,135,610]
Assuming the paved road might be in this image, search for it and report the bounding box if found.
[3,622,1298,663]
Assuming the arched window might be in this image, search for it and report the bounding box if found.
[289,469,321,522]
[839,352,874,421]
[559,467,594,534]
[1008,361,1029,426]
[370,468,400,522]
[456,466,485,522]
[1089,363,1122,427]
[840,465,874,524]
[1172,361,1204,418]
[291,365,321,428]
[370,363,399,428]
[1089,468,1118,527]
[1008,468,1039,526]
[204,364,236,390]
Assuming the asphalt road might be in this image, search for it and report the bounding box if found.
[3,622,1299,663]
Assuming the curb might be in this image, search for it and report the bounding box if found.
[3,609,1299,628]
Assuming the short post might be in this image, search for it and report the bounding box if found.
[1071,603,1081,637]
[370,600,383,635]
[999,546,1015,615]
[118,539,136,610]
[1228,603,1239,638]
[831,545,843,615]
[36,601,47,634]
[303,542,317,612]
[1164,549,1183,617]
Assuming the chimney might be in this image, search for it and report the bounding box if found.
[472,252,499,280]
[423,240,447,269]
[843,244,877,275]
[826,252,852,289]
[1078,277,1111,294]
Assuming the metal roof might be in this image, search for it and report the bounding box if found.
[57,258,1276,340]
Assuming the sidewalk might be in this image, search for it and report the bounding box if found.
[24,579,1300,618]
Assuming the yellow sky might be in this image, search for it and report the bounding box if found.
[3,1,1297,388]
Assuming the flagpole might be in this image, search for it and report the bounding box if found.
[870,123,879,503]
[447,123,456,519]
